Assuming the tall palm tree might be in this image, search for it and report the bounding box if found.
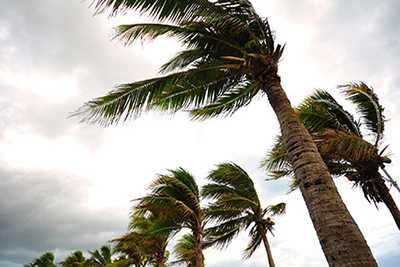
[60,251,89,267]
[89,245,114,267]
[25,252,56,267]
[263,83,400,230]
[202,163,285,267]
[78,1,377,265]
[135,168,205,267]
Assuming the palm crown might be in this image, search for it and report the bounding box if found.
[134,168,205,266]
[202,163,285,265]
[77,0,284,125]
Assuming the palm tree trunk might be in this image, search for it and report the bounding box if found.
[260,228,275,267]
[263,79,377,266]
[195,230,205,267]
[380,166,400,193]
[376,177,400,230]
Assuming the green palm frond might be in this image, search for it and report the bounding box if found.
[114,22,246,54]
[297,90,361,135]
[243,225,262,259]
[261,135,291,173]
[171,234,197,266]
[90,0,219,22]
[265,202,286,216]
[191,80,260,119]
[205,163,259,200]
[204,205,244,222]
[76,63,242,125]
[340,82,385,144]
[204,214,252,249]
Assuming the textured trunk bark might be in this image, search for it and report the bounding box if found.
[260,228,275,267]
[264,80,377,266]
[195,230,205,267]
[376,177,400,230]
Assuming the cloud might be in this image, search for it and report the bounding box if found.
[0,165,127,264]
[0,0,400,266]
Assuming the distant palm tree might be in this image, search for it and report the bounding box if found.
[135,168,205,267]
[263,83,400,230]
[25,252,56,267]
[60,251,88,267]
[112,213,169,267]
[78,1,377,265]
[89,245,114,267]
[202,163,285,267]
[171,234,197,267]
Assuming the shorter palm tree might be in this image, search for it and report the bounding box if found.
[112,213,170,267]
[60,251,88,267]
[135,168,205,267]
[171,234,197,267]
[24,252,56,267]
[88,245,114,267]
[263,83,400,230]
[202,163,285,267]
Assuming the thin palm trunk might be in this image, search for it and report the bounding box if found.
[264,79,377,266]
[195,228,205,267]
[260,227,275,267]
[375,178,400,230]
[380,167,400,193]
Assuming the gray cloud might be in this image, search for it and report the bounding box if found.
[0,165,127,264]
[1,0,400,266]
[0,0,155,143]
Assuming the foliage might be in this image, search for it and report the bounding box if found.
[262,85,392,203]
[24,252,56,267]
[76,0,284,125]
[202,163,285,259]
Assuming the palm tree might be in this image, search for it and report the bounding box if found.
[263,83,400,230]
[78,1,377,265]
[135,168,205,267]
[89,245,114,267]
[25,252,56,267]
[171,234,197,267]
[112,213,170,267]
[202,163,285,267]
[60,251,89,267]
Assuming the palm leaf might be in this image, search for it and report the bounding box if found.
[340,82,385,145]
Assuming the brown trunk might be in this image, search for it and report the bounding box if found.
[264,79,377,266]
[260,228,275,267]
[195,229,205,267]
[376,177,400,230]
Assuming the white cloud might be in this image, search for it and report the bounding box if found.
[0,0,399,266]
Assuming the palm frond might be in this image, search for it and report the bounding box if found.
[171,234,197,266]
[90,0,219,23]
[266,202,286,216]
[75,64,241,125]
[243,225,262,259]
[340,82,385,145]
[297,90,361,135]
[316,131,378,162]
[204,214,251,249]
[261,135,291,173]
[190,80,260,119]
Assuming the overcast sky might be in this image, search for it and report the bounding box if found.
[0,0,399,266]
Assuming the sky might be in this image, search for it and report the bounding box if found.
[0,0,399,266]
